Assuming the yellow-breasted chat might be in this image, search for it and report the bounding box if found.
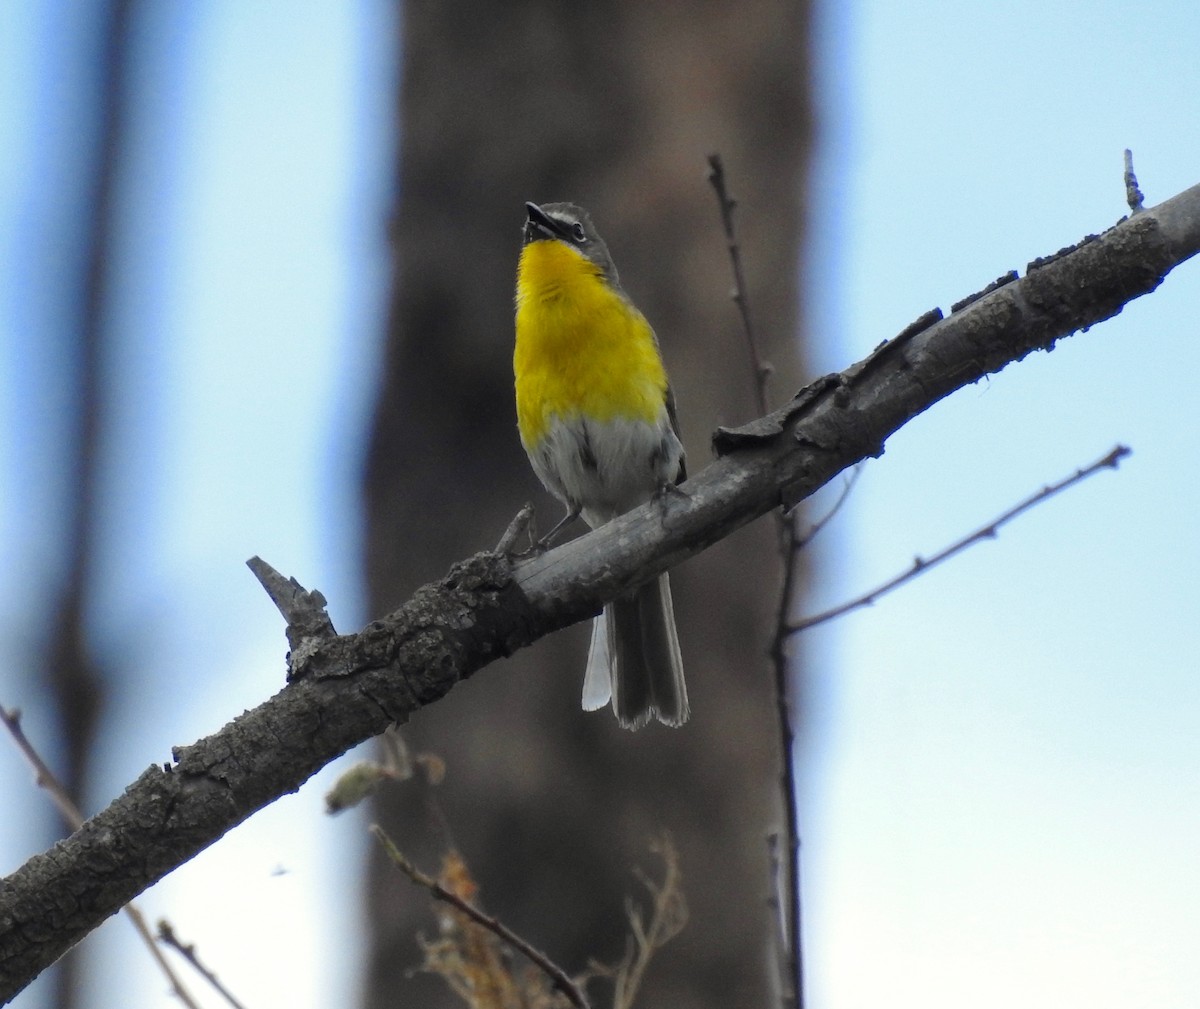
[514,201,688,729]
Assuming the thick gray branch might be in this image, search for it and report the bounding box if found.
[516,183,1200,605]
[1,182,1198,1000]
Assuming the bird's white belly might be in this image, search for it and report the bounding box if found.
[528,412,683,527]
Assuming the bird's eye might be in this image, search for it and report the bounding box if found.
[571,222,587,243]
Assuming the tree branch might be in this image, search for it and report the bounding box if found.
[706,151,804,1009]
[0,706,203,1008]
[789,444,1131,633]
[370,826,590,1009]
[2,180,1198,999]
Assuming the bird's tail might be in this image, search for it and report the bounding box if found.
[583,573,688,729]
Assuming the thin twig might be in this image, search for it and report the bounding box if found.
[793,465,862,550]
[612,835,688,1009]
[0,705,203,1009]
[707,153,772,414]
[789,444,1132,634]
[370,825,590,1009]
[0,705,88,830]
[158,922,250,1009]
[707,155,803,1009]
[765,516,803,1009]
[1124,149,1145,214]
[495,502,535,553]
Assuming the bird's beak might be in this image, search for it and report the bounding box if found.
[524,202,563,243]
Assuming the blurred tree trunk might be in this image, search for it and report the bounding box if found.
[43,2,133,1005]
[362,4,812,1007]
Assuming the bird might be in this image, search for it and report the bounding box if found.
[513,201,689,730]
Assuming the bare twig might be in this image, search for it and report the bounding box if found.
[157,922,250,1009]
[707,155,803,1009]
[370,825,590,1009]
[0,705,203,1009]
[0,705,88,830]
[793,465,861,550]
[764,516,804,1009]
[707,153,772,413]
[495,502,535,553]
[246,556,337,668]
[1124,149,1145,214]
[611,835,688,1009]
[789,445,1132,634]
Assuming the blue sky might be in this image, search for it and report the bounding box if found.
[2,2,1198,1008]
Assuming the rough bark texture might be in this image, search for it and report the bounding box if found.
[361,5,812,1007]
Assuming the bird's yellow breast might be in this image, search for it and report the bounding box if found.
[514,239,668,449]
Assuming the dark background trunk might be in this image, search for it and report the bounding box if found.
[362,4,813,1006]
[37,2,133,1005]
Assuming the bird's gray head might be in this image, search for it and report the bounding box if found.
[523,201,619,285]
